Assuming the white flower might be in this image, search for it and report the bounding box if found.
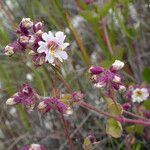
[132,88,149,103]
[112,60,124,71]
[37,31,69,64]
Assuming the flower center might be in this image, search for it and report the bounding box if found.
[47,41,59,55]
[136,91,143,96]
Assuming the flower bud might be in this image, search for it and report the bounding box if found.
[30,144,41,150]
[6,97,17,105]
[94,82,106,88]
[21,18,33,29]
[112,60,124,71]
[19,35,29,44]
[113,75,121,83]
[33,21,43,33]
[28,35,35,47]
[65,107,73,115]
[38,101,47,110]
[119,85,126,92]
[4,45,14,56]
[122,102,131,110]
[35,30,44,35]
[89,66,104,74]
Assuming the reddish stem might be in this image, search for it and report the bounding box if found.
[60,113,74,150]
[123,110,149,121]
[79,101,150,126]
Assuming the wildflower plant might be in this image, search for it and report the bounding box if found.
[3,16,150,150]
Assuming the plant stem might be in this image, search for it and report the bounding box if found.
[78,101,119,120]
[60,113,74,150]
[78,101,150,126]
[123,110,149,121]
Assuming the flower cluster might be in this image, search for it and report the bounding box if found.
[125,85,150,103]
[4,18,69,66]
[21,143,46,150]
[6,84,68,114]
[6,84,36,109]
[38,97,68,113]
[89,60,125,92]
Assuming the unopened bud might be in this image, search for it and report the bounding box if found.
[21,18,33,29]
[35,22,43,28]
[112,60,124,71]
[122,102,131,110]
[28,36,35,47]
[30,144,41,150]
[4,45,14,56]
[35,30,44,35]
[19,35,29,44]
[65,107,73,115]
[119,85,126,92]
[33,21,43,33]
[89,66,104,74]
[6,97,16,105]
[94,82,106,88]
[38,101,46,110]
[113,76,121,83]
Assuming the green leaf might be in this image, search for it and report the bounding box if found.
[142,67,150,84]
[108,102,123,116]
[106,118,122,138]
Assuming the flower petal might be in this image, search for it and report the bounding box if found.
[61,43,69,50]
[37,45,47,53]
[55,31,66,44]
[38,41,45,46]
[45,53,54,64]
[42,32,53,42]
[48,31,54,39]
[55,50,68,60]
